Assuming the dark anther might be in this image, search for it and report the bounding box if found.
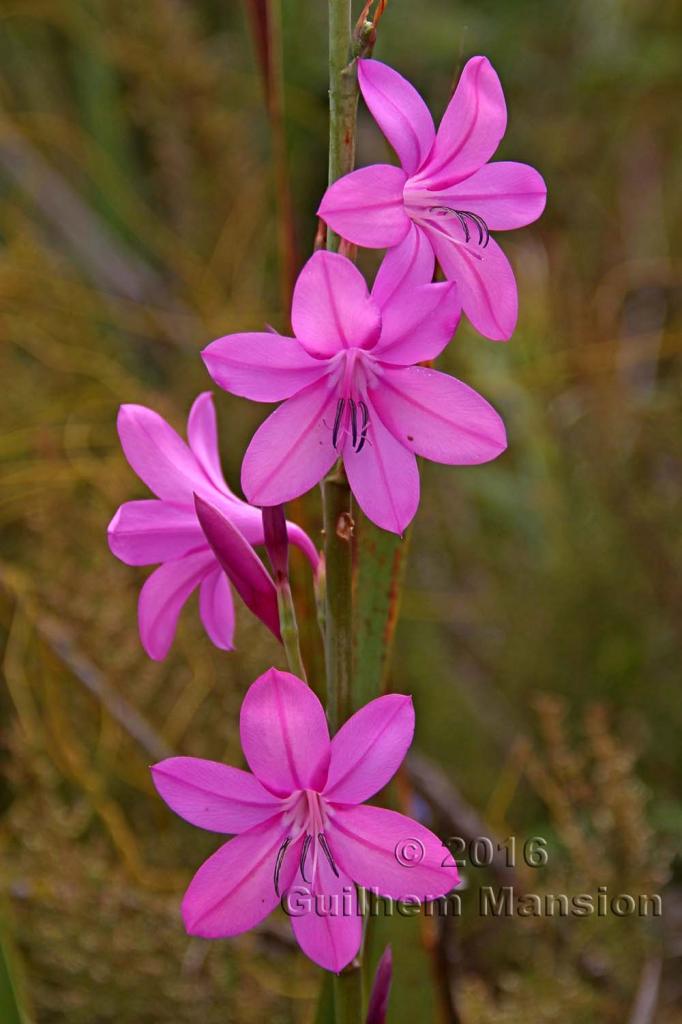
[318,832,340,878]
[428,206,490,248]
[300,833,313,882]
[466,210,490,247]
[274,836,292,895]
[332,399,345,449]
[455,210,470,242]
[356,400,370,453]
[349,399,358,449]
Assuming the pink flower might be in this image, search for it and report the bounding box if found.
[202,248,506,535]
[152,668,458,972]
[318,57,547,341]
[108,393,318,660]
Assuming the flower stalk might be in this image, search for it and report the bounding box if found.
[327,0,361,1018]
[327,0,357,253]
[322,467,354,731]
[333,961,364,1023]
[276,583,307,681]
[323,0,357,733]
[262,505,308,680]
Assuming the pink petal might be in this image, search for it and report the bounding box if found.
[182,815,301,938]
[343,403,419,535]
[262,505,290,581]
[289,860,361,972]
[202,495,268,549]
[138,549,214,660]
[239,668,331,797]
[358,59,435,176]
[372,366,507,464]
[241,379,338,506]
[372,281,460,365]
[194,495,280,641]
[286,522,321,571]
[317,165,410,249]
[328,804,458,900]
[151,757,282,833]
[324,694,415,804]
[417,56,506,190]
[107,500,203,566]
[371,224,435,308]
[117,403,213,502]
[263,507,322,582]
[202,333,328,400]
[432,161,547,230]
[291,251,381,358]
[226,505,320,574]
[199,566,235,650]
[427,231,518,340]
[187,392,229,493]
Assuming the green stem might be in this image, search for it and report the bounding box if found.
[322,469,353,732]
[324,0,357,731]
[334,962,363,1023]
[326,3,362,1020]
[277,582,307,681]
[324,0,357,734]
[327,0,358,251]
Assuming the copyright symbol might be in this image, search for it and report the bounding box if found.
[394,838,425,867]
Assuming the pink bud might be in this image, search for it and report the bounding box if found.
[194,494,281,641]
[262,505,289,584]
[366,945,393,1023]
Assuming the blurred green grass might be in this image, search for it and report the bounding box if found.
[0,0,681,1021]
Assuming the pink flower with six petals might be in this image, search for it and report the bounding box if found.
[318,57,547,341]
[108,393,318,659]
[152,668,458,972]
[203,248,506,535]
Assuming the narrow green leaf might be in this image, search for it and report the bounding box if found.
[353,513,411,707]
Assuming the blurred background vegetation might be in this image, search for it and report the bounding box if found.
[0,0,681,1021]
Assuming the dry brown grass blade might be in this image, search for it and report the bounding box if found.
[0,566,172,762]
[37,615,173,763]
[242,0,271,109]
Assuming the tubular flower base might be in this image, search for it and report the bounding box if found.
[318,57,547,341]
[203,247,506,535]
[152,668,459,972]
[107,392,318,659]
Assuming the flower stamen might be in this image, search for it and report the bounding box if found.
[274,836,293,896]
[356,401,370,453]
[318,832,340,878]
[332,398,345,449]
[428,206,490,248]
[330,393,371,453]
[349,398,358,448]
[300,833,313,882]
